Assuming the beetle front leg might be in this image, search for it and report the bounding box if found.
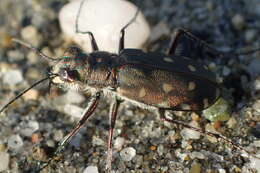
[118,8,139,53]
[37,92,101,171]
[106,99,122,172]
[75,0,99,51]
[167,28,222,58]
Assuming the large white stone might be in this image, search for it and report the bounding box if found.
[59,0,150,53]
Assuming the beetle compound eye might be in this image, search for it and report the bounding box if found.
[59,68,79,82]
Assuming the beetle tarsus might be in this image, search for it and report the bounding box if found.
[159,109,260,160]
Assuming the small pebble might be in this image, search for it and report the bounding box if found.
[120,147,136,161]
[7,134,23,150]
[0,152,9,172]
[3,69,23,86]
[226,117,237,129]
[59,0,150,53]
[157,144,164,156]
[222,66,231,76]
[180,121,201,140]
[46,140,55,147]
[63,104,84,119]
[232,14,245,30]
[252,100,260,113]
[176,152,189,162]
[63,91,85,104]
[190,151,205,160]
[31,133,41,143]
[21,25,41,47]
[250,154,260,173]
[53,130,64,141]
[189,162,201,173]
[218,168,226,173]
[70,133,83,148]
[245,29,257,43]
[248,58,260,75]
[22,89,39,100]
[20,120,39,137]
[92,135,105,146]
[7,50,24,61]
[252,140,260,147]
[202,98,231,122]
[253,78,260,91]
[205,124,218,143]
[83,166,99,173]
[114,137,125,150]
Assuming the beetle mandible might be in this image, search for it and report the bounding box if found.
[1,0,259,172]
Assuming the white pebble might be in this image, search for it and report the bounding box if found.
[232,14,245,30]
[0,152,9,171]
[8,134,23,150]
[190,151,205,159]
[64,90,85,104]
[222,66,231,76]
[20,121,39,137]
[180,121,201,140]
[120,147,136,161]
[21,25,41,47]
[83,166,99,173]
[3,69,23,86]
[63,104,84,118]
[59,0,150,53]
[250,153,260,172]
[114,137,125,150]
[218,168,226,173]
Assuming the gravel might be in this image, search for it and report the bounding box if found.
[0,0,259,173]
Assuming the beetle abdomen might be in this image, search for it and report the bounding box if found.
[116,64,220,111]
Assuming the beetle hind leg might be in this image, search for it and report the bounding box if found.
[158,109,260,160]
[167,28,222,59]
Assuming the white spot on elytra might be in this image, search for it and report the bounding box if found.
[203,98,209,108]
[162,83,173,93]
[163,57,174,63]
[188,65,196,72]
[188,82,196,91]
[180,104,191,110]
[139,88,146,98]
[203,65,208,70]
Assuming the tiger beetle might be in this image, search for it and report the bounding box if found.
[1,0,259,172]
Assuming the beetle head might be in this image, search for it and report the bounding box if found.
[51,46,89,90]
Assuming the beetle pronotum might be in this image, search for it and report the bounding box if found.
[0,0,259,172]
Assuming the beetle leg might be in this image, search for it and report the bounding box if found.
[118,7,139,53]
[37,92,101,171]
[158,109,260,159]
[106,99,122,171]
[167,28,222,58]
[75,0,99,51]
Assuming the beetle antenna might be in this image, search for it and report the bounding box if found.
[12,38,60,62]
[0,75,57,114]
